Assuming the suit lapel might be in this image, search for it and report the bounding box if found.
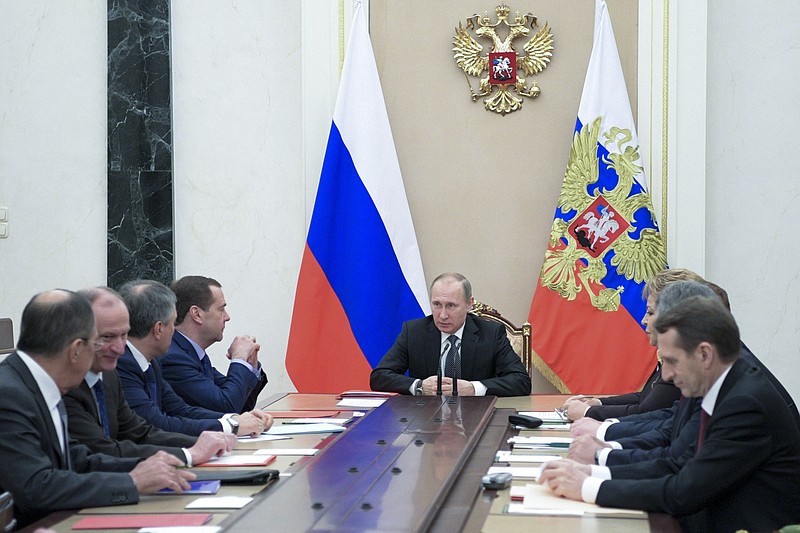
[460,315,480,380]
[424,320,442,378]
[8,352,69,468]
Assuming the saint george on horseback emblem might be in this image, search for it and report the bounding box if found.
[539,117,666,312]
[453,4,554,115]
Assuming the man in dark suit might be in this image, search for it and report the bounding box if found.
[370,272,531,397]
[540,296,800,532]
[115,280,271,437]
[0,290,194,527]
[159,276,267,413]
[64,287,237,463]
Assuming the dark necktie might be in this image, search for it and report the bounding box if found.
[56,399,72,470]
[445,335,460,380]
[201,354,214,378]
[144,366,158,404]
[92,380,111,437]
[696,408,710,454]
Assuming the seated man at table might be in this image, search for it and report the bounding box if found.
[115,280,272,437]
[0,290,194,528]
[568,280,799,467]
[539,296,800,532]
[159,275,267,413]
[64,286,237,464]
[370,272,531,397]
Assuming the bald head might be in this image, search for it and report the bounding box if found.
[17,289,95,358]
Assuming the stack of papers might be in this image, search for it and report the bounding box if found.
[196,454,276,467]
[486,465,542,480]
[266,423,346,435]
[495,451,561,463]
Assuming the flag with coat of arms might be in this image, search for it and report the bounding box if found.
[528,0,667,394]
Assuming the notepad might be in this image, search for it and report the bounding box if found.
[495,451,561,463]
[266,410,340,418]
[72,513,212,529]
[514,483,647,518]
[196,454,276,467]
[254,448,318,456]
[336,398,386,408]
[487,465,542,480]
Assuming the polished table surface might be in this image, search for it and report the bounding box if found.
[24,394,679,533]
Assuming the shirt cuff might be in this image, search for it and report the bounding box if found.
[409,379,420,395]
[182,448,193,467]
[607,440,622,450]
[220,414,235,434]
[582,476,604,504]
[230,358,257,374]
[472,381,487,396]
[597,447,612,466]
[596,419,618,440]
[590,465,612,479]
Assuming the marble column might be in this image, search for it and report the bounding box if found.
[107,0,173,288]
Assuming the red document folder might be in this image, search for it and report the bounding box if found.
[72,513,212,529]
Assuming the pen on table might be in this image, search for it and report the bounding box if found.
[553,408,567,420]
[547,442,570,448]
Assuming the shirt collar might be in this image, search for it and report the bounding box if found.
[176,330,205,361]
[17,350,62,412]
[126,341,151,372]
[440,323,466,345]
[701,364,733,416]
[85,370,102,389]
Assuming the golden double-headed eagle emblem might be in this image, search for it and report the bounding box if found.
[453,4,554,115]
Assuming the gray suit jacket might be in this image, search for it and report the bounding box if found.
[369,315,531,397]
[64,369,196,461]
[0,353,139,527]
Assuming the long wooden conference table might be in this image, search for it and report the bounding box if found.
[23,393,680,533]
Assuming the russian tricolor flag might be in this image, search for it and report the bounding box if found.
[286,0,429,393]
[528,0,667,394]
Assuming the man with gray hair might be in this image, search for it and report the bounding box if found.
[116,280,272,437]
[64,286,237,465]
[0,290,193,527]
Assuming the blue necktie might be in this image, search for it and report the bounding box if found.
[92,380,110,437]
[144,366,158,404]
[201,354,214,378]
[57,399,72,470]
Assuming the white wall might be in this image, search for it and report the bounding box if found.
[705,0,800,403]
[0,1,108,324]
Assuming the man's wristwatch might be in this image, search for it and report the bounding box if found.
[414,381,424,396]
[229,415,240,434]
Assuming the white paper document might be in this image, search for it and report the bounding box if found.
[336,398,386,408]
[487,465,542,480]
[509,484,646,518]
[266,423,345,435]
[185,496,254,509]
[495,451,561,463]
[286,418,350,425]
[254,448,318,456]
[237,434,291,442]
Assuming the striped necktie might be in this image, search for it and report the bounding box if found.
[57,399,72,470]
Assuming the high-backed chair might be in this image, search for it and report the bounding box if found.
[0,318,13,356]
[469,300,560,394]
[0,491,15,533]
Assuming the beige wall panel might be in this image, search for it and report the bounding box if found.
[370,0,638,325]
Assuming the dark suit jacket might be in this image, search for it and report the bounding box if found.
[584,364,681,420]
[0,353,139,527]
[64,369,197,461]
[117,346,227,436]
[369,315,531,397]
[597,358,800,532]
[159,332,267,413]
[605,397,700,466]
